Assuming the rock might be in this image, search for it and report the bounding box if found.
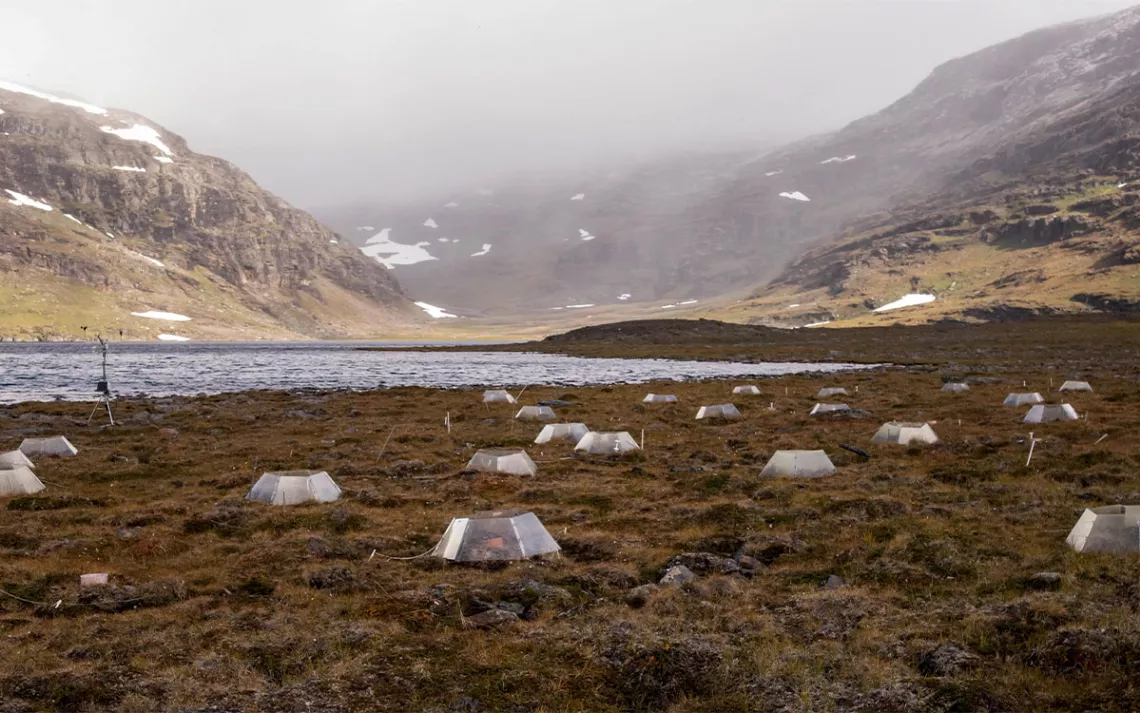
[1025,571,1063,591]
[665,552,740,575]
[822,575,847,589]
[659,565,696,586]
[158,427,179,439]
[79,573,109,587]
[626,584,657,609]
[915,643,978,676]
[1025,204,1059,216]
[465,609,519,629]
[492,602,526,617]
[736,555,760,571]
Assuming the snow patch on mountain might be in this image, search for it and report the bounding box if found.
[5,190,52,211]
[128,251,165,268]
[360,228,438,267]
[618,293,631,301]
[113,165,146,172]
[153,156,173,164]
[765,170,783,177]
[355,226,375,232]
[470,243,492,257]
[445,201,459,208]
[415,301,458,319]
[820,155,857,164]
[0,81,107,115]
[571,193,585,201]
[157,334,191,342]
[131,310,190,321]
[873,294,936,312]
[100,124,173,156]
[423,218,438,228]
[579,229,596,241]
[779,191,811,202]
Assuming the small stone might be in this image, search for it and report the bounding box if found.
[736,555,759,571]
[158,427,179,439]
[626,584,657,609]
[1025,572,1062,591]
[659,565,696,586]
[80,573,109,587]
[822,575,846,589]
[466,609,519,629]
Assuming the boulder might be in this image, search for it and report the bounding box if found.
[465,609,519,630]
[659,565,696,587]
[822,574,847,590]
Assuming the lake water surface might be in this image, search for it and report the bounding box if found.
[0,341,876,403]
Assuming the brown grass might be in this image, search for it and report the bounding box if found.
[1,358,1139,711]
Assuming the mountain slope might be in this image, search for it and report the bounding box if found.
[712,6,1140,326]
[322,5,1140,323]
[0,83,415,341]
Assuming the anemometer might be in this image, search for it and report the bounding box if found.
[87,335,116,426]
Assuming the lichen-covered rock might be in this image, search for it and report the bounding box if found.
[659,565,696,586]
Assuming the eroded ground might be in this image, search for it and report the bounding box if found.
[1,362,1139,712]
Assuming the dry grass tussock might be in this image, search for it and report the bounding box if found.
[1,362,1139,711]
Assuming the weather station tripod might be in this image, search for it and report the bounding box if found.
[87,336,116,426]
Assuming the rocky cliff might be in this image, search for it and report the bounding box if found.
[0,82,413,341]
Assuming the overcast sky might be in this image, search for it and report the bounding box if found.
[0,0,1135,207]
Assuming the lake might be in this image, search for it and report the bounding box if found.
[0,341,876,403]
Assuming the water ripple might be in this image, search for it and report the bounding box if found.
[0,341,876,403]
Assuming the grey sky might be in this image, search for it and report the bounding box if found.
[1,0,1135,206]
